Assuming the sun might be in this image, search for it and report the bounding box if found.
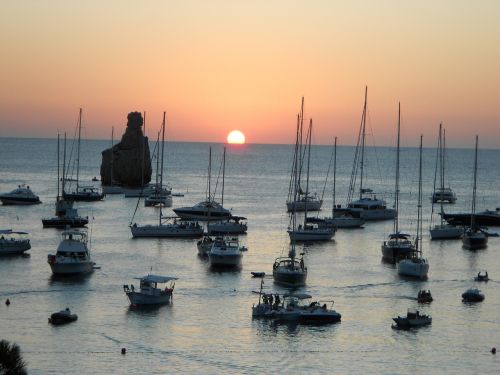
[227,130,246,144]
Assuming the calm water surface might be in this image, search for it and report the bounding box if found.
[0,137,499,374]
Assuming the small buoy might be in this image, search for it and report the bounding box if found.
[121,348,126,355]
[5,299,10,306]
[492,347,496,354]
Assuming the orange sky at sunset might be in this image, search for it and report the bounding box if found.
[1,1,498,148]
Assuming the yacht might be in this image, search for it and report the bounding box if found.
[432,187,457,203]
[131,218,203,238]
[123,274,177,306]
[47,229,95,275]
[207,216,247,235]
[208,236,244,267]
[0,230,31,255]
[392,310,432,329]
[0,184,41,205]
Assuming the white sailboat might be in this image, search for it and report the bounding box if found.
[430,124,461,239]
[398,135,429,279]
[130,112,203,238]
[288,119,335,242]
[462,136,488,250]
[342,87,395,221]
[144,129,172,207]
[431,128,456,203]
[63,108,105,201]
[381,103,415,262]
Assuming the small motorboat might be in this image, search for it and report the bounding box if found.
[462,288,485,302]
[251,272,265,278]
[417,290,433,303]
[0,230,31,256]
[392,310,432,329]
[474,271,489,282]
[124,274,177,306]
[49,308,78,325]
[251,283,282,319]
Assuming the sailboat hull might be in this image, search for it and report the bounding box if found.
[398,258,429,279]
[430,225,462,239]
[273,268,307,287]
[462,231,488,250]
[381,242,415,262]
[287,228,334,241]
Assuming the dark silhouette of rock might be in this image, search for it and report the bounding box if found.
[100,112,152,187]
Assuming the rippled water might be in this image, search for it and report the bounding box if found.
[0,137,499,374]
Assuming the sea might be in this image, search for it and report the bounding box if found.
[0,137,499,374]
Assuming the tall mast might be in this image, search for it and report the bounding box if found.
[332,136,337,218]
[57,134,60,198]
[159,112,166,226]
[155,131,160,190]
[76,108,82,191]
[303,119,312,226]
[141,111,146,188]
[62,133,67,194]
[222,147,226,207]
[359,86,368,200]
[394,102,401,234]
[289,112,301,262]
[110,127,114,186]
[417,135,423,254]
[208,147,212,201]
[297,97,305,194]
[471,135,479,230]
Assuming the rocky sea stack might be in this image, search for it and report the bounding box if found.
[100,112,152,187]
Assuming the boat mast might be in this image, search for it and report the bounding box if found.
[439,125,446,225]
[332,136,337,218]
[76,108,82,191]
[416,135,423,255]
[359,86,368,200]
[141,111,146,188]
[289,114,301,261]
[221,147,226,208]
[471,135,479,230]
[297,97,305,196]
[207,147,212,202]
[110,127,114,186]
[303,119,312,226]
[57,134,60,198]
[159,112,166,226]
[394,102,401,235]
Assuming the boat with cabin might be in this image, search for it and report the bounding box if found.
[392,310,432,329]
[0,230,31,255]
[123,274,177,306]
[208,236,244,267]
[47,229,95,275]
[0,184,41,205]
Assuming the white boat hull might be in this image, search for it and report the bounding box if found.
[430,225,462,239]
[49,260,94,275]
[0,240,31,255]
[398,259,429,279]
[208,252,242,267]
[126,291,172,305]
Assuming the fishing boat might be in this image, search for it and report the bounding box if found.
[123,274,177,306]
[392,310,432,329]
[382,104,415,262]
[398,135,429,279]
[0,230,31,256]
[430,125,461,239]
[47,229,95,275]
[0,184,41,205]
[63,109,105,201]
[462,136,487,250]
[208,236,244,267]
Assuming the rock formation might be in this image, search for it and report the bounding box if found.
[100,112,152,187]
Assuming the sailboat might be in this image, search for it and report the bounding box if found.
[63,108,105,201]
[144,129,172,207]
[341,87,395,221]
[429,124,461,239]
[42,133,89,228]
[398,135,430,279]
[174,147,231,221]
[307,137,364,229]
[207,147,248,234]
[462,136,488,250]
[431,128,456,203]
[286,97,323,212]
[273,111,308,287]
[381,103,415,262]
[102,127,124,194]
[288,119,335,242]
[130,112,203,238]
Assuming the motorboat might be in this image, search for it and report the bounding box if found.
[0,184,41,205]
[274,293,341,324]
[392,310,432,329]
[306,214,365,229]
[474,271,489,282]
[42,198,88,228]
[287,223,335,242]
[251,281,283,319]
[442,209,500,227]
[47,229,95,275]
[0,230,31,255]
[174,200,231,221]
[462,288,484,302]
[346,193,396,221]
[417,290,433,303]
[431,187,457,203]
[298,300,342,324]
[196,235,214,256]
[130,217,203,238]
[273,253,307,287]
[123,274,177,306]
[207,216,248,235]
[381,233,415,262]
[48,308,78,325]
[208,236,244,267]
[144,189,172,207]
[286,193,323,212]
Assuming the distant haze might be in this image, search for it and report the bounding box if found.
[1,1,499,148]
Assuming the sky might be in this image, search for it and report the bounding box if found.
[1,0,499,148]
